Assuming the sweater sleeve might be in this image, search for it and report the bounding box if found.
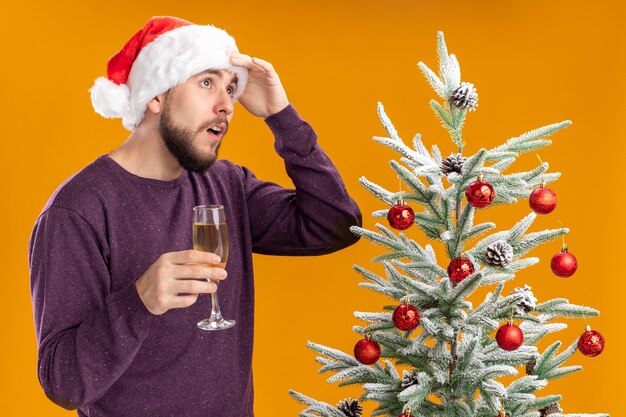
[28,206,155,410]
[244,104,362,256]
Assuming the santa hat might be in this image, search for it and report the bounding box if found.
[89,16,248,131]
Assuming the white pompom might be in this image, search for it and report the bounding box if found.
[89,77,130,119]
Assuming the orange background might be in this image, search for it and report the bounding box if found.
[2,0,623,415]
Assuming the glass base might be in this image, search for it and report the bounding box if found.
[197,317,236,331]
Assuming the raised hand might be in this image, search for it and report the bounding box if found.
[230,53,289,118]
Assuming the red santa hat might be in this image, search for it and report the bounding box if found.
[89,16,248,130]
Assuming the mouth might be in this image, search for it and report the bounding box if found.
[205,123,227,143]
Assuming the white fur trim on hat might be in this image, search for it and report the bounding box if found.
[90,77,131,119]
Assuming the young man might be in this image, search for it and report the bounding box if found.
[28,16,361,416]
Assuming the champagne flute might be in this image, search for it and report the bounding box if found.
[192,205,235,330]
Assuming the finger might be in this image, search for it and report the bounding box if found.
[170,294,200,309]
[250,57,275,73]
[230,53,256,69]
[176,279,218,294]
[231,54,267,73]
[231,52,253,61]
[167,249,220,266]
[176,264,228,281]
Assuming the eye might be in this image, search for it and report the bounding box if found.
[201,79,212,88]
[226,86,236,97]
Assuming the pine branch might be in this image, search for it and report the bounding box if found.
[465,292,526,329]
[479,364,519,380]
[354,314,397,334]
[377,102,401,141]
[485,151,519,162]
[536,300,600,321]
[429,99,464,149]
[516,394,562,414]
[288,390,347,417]
[430,99,454,129]
[354,311,392,323]
[463,222,496,242]
[445,400,474,417]
[350,226,404,252]
[482,345,538,368]
[417,62,447,99]
[353,264,389,287]
[447,203,475,258]
[490,157,516,173]
[507,375,548,395]
[390,160,446,225]
[307,341,361,367]
[443,272,484,312]
[358,176,395,205]
[436,31,461,95]
[358,282,405,299]
[534,298,569,312]
[508,212,537,243]
[543,365,582,380]
[398,260,447,281]
[373,136,436,171]
[521,322,568,345]
[490,121,572,155]
[394,262,440,286]
[534,341,563,376]
[395,273,438,304]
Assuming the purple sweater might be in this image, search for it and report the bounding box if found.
[28,105,361,417]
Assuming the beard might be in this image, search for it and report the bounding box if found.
[158,101,228,172]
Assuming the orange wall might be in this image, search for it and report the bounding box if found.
[2,0,623,415]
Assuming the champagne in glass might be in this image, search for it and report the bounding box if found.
[193,205,235,330]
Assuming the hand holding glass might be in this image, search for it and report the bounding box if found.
[193,205,235,330]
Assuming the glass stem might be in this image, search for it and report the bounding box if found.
[210,281,222,319]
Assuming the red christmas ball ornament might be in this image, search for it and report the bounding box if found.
[447,255,475,284]
[354,334,381,365]
[578,325,605,357]
[551,245,577,277]
[465,174,495,208]
[392,301,421,330]
[397,409,412,417]
[387,198,415,230]
[496,321,524,351]
[529,181,557,214]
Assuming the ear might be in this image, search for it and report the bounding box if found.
[147,93,166,114]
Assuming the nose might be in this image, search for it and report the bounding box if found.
[213,88,234,116]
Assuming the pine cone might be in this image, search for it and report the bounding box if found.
[441,153,467,175]
[539,403,563,416]
[337,398,362,417]
[486,240,514,267]
[401,370,420,389]
[512,285,537,315]
[526,359,536,375]
[449,82,478,111]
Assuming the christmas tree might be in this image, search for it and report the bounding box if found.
[289,32,607,417]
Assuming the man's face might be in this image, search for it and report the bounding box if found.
[158,69,238,172]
